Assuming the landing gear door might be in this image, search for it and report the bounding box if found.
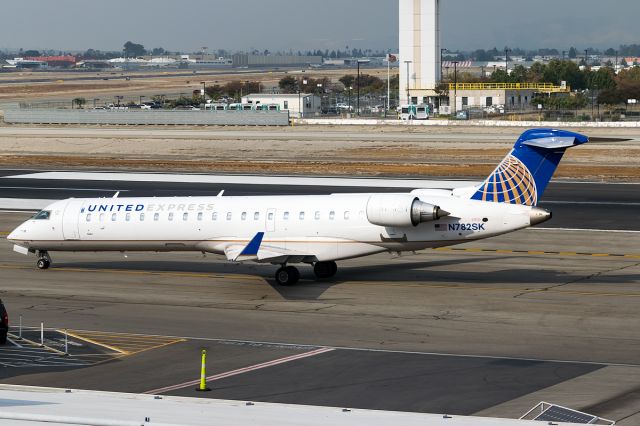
[62,199,82,240]
[266,208,276,232]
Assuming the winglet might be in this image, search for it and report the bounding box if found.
[240,232,264,256]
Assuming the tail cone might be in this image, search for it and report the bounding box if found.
[529,207,552,226]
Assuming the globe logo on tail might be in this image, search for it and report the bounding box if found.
[474,154,538,206]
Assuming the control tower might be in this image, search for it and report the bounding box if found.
[399,0,441,105]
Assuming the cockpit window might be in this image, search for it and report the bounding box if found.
[33,210,51,220]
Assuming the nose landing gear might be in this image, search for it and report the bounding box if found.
[36,251,51,270]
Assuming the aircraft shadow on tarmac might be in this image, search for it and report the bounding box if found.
[52,256,640,301]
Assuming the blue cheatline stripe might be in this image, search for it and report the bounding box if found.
[240,232,264,256]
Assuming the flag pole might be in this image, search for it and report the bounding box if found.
[386,54,390,118]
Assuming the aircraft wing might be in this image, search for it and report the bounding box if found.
[223,233,314,264]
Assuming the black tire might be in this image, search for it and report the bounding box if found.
[327,261,337,277]
[314,261,337,279]
[275,267,291,286]
[285,266,300,285]
[275,266,300,286]
[37,258,50,270]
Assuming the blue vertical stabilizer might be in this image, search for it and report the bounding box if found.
[471,129,588,206]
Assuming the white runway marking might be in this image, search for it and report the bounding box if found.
[533,227,640,234]
[0,186,128,192]
[0,198,56,210]
[542,200,640,206]
[7,171,478,189]
[101,332,637,369]
[144,347,334,395]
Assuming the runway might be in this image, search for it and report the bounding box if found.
[0,206,639,422]
[0,168,638,230]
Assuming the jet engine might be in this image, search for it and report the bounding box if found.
[366,194,450,227]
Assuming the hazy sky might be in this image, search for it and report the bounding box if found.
[0,0,637,53]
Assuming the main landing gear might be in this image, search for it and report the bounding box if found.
[274,261,338,286]
[275,265,300,286]
[36,250,51,270]
[313,261,337,279]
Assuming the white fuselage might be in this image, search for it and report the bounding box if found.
[8,191,536,263]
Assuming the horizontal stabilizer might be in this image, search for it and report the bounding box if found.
[522,136,586,150]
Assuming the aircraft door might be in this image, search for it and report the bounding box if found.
[62,199,82,240]
[266,208,276,232]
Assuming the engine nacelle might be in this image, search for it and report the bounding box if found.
[366,194,449,227]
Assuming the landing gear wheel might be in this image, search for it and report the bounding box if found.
[36,258,50,270]
[275,266,300,286]
[313,261,337,279]
[36,250,51,270]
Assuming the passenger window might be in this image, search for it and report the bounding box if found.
[299,211,305,220]
[315,211,320,220]
[126,213,131,222]
[212,212,218,221]
[226,212,232,220]
[112,213,117,221]
[140,213,145,221]
[183,212,188,221]
[268,212,274,220]
[33,210,51,220]
[197,212,203,221]
[329,211,335,220]
[99,213,104,222]
[154,213,159,221]
[241,212,247,221]
[344,211,350,220]
[283,212,289,220]
[86,213,91,222]
[168,212,174,221]
[254,212,260,220]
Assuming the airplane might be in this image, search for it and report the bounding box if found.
[7,128,588,286]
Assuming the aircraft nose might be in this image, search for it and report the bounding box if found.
[7,227,19,241]
[529,207,552,226]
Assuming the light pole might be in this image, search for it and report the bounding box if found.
[452,61,459,116]
[404,60,412,105]
[348,86,352,114]
[440,48,448,82]
[504,48,511,75]
[356,59,369,116]
[139,95,144,105]
[201,81,206,106]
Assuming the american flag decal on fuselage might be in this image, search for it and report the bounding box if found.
[472,153,538,206]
